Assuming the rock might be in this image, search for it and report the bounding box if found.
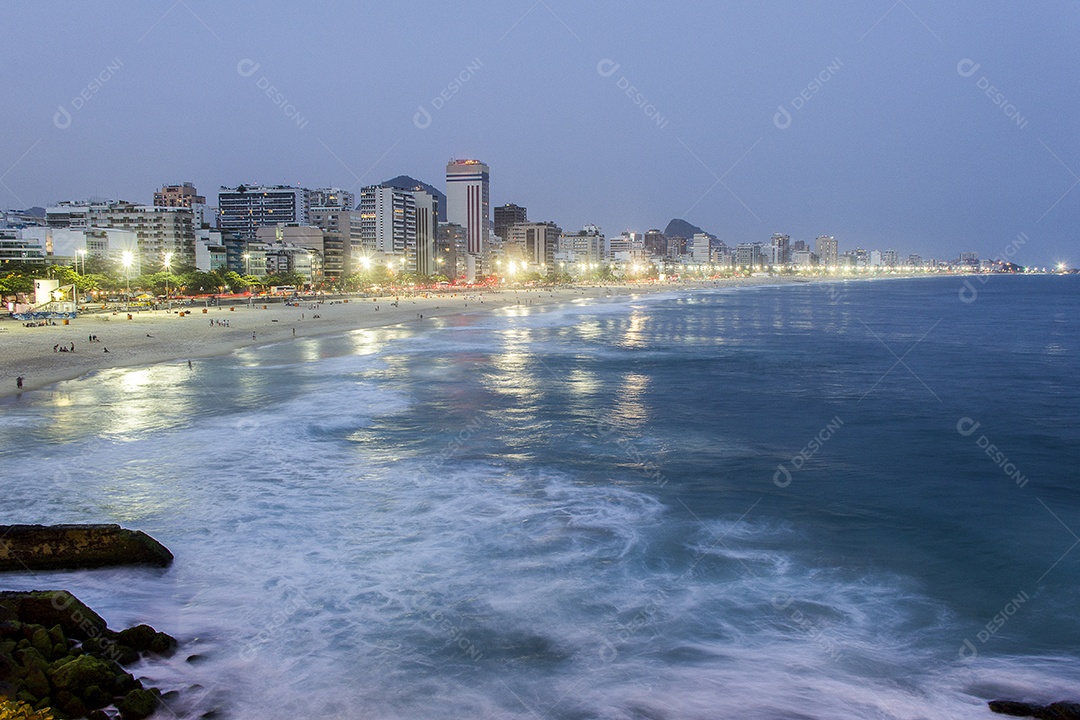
[989,700,1080,719]
[47,624,66,646]
[117,624,176,655]
[0,524,173,571]
[59,692,88,719]
[82,683,113,710]
[111,670,140,696]
[50,654,118,696]
[16,646,49,674]
[118,687,159,720]
[88,711,110,720]
[23,666,50,698]
[0,591,108,640]
[30,627,53,658]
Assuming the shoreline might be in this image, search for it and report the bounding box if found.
[0,273,960,400]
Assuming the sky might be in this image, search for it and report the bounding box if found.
[2,1,1078,266]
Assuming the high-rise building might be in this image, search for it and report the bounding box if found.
[770,233,791,266]
[437,223,466,280]
[358,185,438,274]
[359,185,416,257]
[735,242,764,269]
[507,222,561,270]
[308,188,355,210]
[218,185,309,241]
[557,225,605,265]
[815,235,839,268]
[882,249,899,267]
[155,182,205,208]
[493,203,527,243]
[643,229,667,258]
[310,208,362,282]
[45,201,195,271]
[413,190,438,276]
[255,225,324,283]
[445,159,490,257]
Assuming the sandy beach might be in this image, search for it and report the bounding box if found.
[0,275,864,399]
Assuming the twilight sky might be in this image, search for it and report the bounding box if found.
[2,1,1077,265]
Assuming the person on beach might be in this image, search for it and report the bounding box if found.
[188,360,192,369]
[103,348,109,353]
[16,376,23,389]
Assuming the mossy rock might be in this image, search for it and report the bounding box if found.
[117,688,159,720]
[110,671,140,696]
[116,625,176,655]
[0,593,108,641]
[49,655,117,696]
[17,647,50,674]
[30,628,53,659]
[23,665,51,699]
[57,693,86,719]
[81,683,112,711]
[47,625,66,648]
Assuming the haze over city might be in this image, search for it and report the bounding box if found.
[2,1,1077,266]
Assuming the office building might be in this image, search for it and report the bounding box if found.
[770,233,791,266]
[218,185,309,241]
[507,222,561,270]
[308,188,355,211]
[445,159,490,267]
[815,235,839,268]
[494,203,526,243]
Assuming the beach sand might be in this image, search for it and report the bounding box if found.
[0,276,838,399]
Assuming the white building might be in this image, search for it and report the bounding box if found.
[446,159,490,280]
[692,233,711,263]
[815,235,838,268]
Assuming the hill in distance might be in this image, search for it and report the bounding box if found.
[664,218,714,239]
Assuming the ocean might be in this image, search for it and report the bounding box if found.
[2,275,1079,719]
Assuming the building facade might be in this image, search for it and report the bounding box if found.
[218,185,309,241]
[815,235,839,268]
[493,203,526,243]
[445,159,490,260]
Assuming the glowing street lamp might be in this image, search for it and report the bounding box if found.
[76,248,86,275]
[163,252,173,310]
[121,250,133,298]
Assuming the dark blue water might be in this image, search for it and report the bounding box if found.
[2,275,1078,719]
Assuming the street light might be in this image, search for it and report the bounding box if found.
[121,250,133,302]
[76,248,86,275]
[163,252,173,310]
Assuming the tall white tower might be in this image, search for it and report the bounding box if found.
[446,159,489,280]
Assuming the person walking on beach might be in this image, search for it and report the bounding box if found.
[16,376,23,389]
[188,360,192,369]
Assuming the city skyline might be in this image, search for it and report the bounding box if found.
[2,2,1077,266]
